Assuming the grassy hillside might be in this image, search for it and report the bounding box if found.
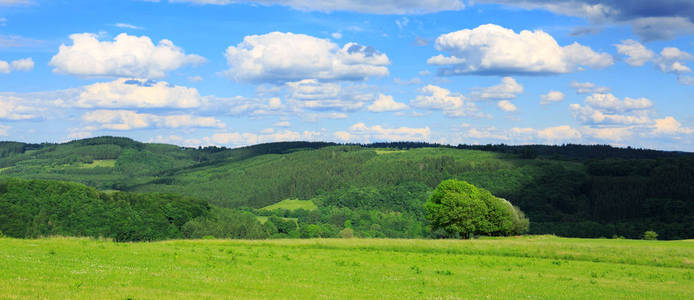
[261,199,317,211]
[1,236,692,299]
[1,137,693,239]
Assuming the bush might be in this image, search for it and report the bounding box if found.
[339,227,354,238]
[643,230,658,240]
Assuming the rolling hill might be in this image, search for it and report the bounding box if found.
[1,136,693,239]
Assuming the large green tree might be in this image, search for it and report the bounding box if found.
[425,179,527,238]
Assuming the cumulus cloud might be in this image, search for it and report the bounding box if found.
[584,93,653,112]
[49,33,205,78]
[224,32,389,83]
[570,81,610,94]
[165,0,465,14]
[475,1,694,41]
[535,125,582,141]
[462,125,582,143]
[581,126,634,142]
[71,78,202,108]
[469,77,523,100]
[285,79,376,112]
[497,100,517,112]
[82,110,225,130]
[367,94,408,112]
[652,116,694,135]
[540,91,564,104]
[0,95,38,120]
[613,41,693,85]
[655,47,692,74]
[614,39,655,66]
[429,24,613,76]
[570,93,653,125]
[0,57,34,73]
[334,122,430,142]
[411,85,480,117]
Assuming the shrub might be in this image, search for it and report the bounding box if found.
[643,231,658,240]
[339,227,354,238]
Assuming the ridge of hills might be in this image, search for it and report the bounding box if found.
[1,136,693,239]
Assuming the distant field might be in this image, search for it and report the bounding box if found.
[78,159,116,168]
[255,216,298,224]
[1,236,692,299]
[260,199,318,211]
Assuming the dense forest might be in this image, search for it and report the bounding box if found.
[1,137,693,240]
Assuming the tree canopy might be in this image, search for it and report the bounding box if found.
[425,179,528,238]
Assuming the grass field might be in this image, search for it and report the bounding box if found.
[78,159,116,168]
[260,199,318,211]
[1,236,692,299]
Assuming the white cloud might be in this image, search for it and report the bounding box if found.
[570,93,654,126]
[463,125,582,143]
[114,23,141,29]
[584,93,653,112]
[614,39,655,66]
[463,127,510,141]
[367,94,408,112]
[285,79,375,112]
[209,129,321,146]
[582,126,633,142]
[274,121,291,127]
[301,112,348,121]
[540,90,564,104]
[412,85,464,110]
[470,77,523,100]
[165,0,465,14]
[655,47,692,74]
[334,122,430,142]
[331,32,342,39]
[497,100,517,112]
[652,116,694,135]
[430,24,613,76]
[0,125,8,136]
[570,104,651,125]
[0,57,34,73]
[536,125,582,141]
[224,32,389,83]
[82,110,225,130]
[411,85,480,117]
[570,81,610,94]
[9,57,33,71]
[0,95,38,120]
[49,33,205,78]
[426,54,465,65]
[73,78,202,108]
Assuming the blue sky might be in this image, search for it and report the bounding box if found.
[1,0,693,150]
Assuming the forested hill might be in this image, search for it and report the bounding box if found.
[1,136,693,239]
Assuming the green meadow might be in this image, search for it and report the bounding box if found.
[1,236,692,299]
[260,199,318,211]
